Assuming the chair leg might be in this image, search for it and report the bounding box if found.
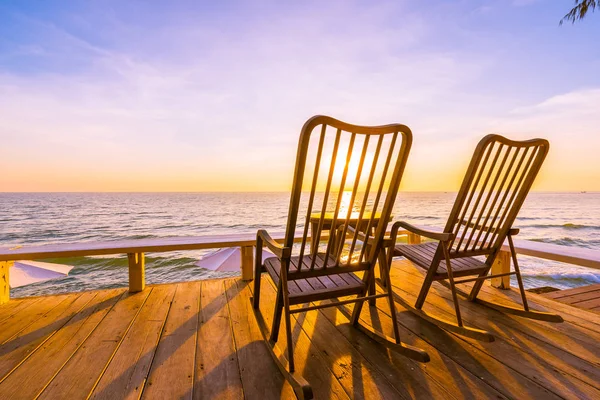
[377,250,389,289]
[368,274,376,306]
[383,262,401,344]
[350,271,371,326]
[508,235,529,311]
[442,245,463,327]
[270,280,284,343]
[467,272,487,302]
[414,277,433,310]
[253,256,262,310]
[281,279,295,372]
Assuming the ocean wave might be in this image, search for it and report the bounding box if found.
[521,223,600,230]
[529,237,599,248]
[521,271,600,289]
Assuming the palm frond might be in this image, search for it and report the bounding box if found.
[560,0,598,25]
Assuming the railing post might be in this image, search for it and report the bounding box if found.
[0,261,12,304]
[241,246,254,281]
[127,252,145,292]
[407,233,421,245]
[491,250,511,289]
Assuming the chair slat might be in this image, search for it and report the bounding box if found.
[359,131,398,264]
[452,142,496,251]
[460,143,504,252]
[476,146,521,247]
[487,145,541,249]
[298,124,327,262]
[467,144,512,251]
[309,128,342,270]
[323,133,356,268]
[347,135,384,265]
[336,135,370,263]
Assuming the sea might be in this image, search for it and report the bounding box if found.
[1,192,599,298]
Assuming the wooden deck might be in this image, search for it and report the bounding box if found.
[0,260,599,399]
[541,283,600,313]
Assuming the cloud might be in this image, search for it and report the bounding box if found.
[0,1,490,191]
[0,1,597,191]
[488,88,600,190]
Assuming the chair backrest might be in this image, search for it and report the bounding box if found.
[284,115,412,272]
[442,134,549,262]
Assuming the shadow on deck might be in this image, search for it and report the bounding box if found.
[0,259,599,399]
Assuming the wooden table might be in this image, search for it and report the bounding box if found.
[309,212,388,255]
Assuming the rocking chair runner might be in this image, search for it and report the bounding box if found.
[384,134,563,342]
[252,115,429,399]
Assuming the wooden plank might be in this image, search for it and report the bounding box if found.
[141,281,201,400]
[0,294,69,344]
[365,294,562,399]
[0,291,94,380]
[389,263,600,389]
[224,278,296,399]
[37,289,151,399]
[504,238,600,271]
[317,294,510,399]
[0,231,302,261]
[542,284,600,299]
[395,260,600,349]
[254,276,352,400]
[314,301,456,399]
[558,289,600,305]
[385,267,600,397]
[0,297,42,324]
[573,297,600,310]
[193,279,244,400]
[475,274,600,333]
[0,288,126,399]
[90,285,177,400]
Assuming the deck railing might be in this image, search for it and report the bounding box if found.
[0,228,598,304]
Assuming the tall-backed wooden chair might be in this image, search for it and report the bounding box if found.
[252,115,429,399]
[385,134,563,342]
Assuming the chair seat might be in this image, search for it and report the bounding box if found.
[394,242,489,280]
[264,254,366,305]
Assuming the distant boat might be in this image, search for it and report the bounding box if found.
[581,191,587,194]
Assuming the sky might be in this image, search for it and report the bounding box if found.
[0,0,598,192]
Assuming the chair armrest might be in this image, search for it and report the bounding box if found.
[257,229,291,259]
[392,221,454,242]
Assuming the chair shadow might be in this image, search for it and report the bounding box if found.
[0,291,124,358]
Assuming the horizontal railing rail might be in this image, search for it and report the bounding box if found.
[0,226,598,303]
[396,225,600,289]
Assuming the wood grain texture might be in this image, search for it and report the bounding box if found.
[0,291,94,380]
[541,284,600,313]
[0,288,126,399]
[38,289,150,399]
[90,285,177,400]
[193,279,243,400]
[225,279,296,399]
[141,281,201,400]
[0,263,598,399]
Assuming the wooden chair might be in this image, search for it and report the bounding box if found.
[384,134,563,342]
[251,115,429,399]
